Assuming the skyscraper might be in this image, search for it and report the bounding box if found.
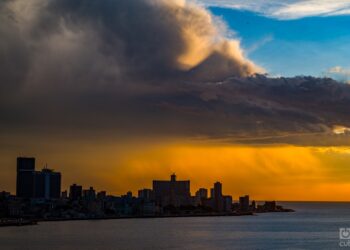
[16,157,36,198]
[213,182,224,212]
[34,168,61,199]
[16,157,61,199]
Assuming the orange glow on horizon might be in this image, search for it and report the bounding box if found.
[1,138,350,201]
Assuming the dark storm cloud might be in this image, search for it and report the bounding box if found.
[0,0,350,146]
[0,0,258,93]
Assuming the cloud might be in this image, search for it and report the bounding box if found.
[0,0,259,95]
[333,125,350,135]
[2,73,350,146]
[326,66,350,83]
[246,35,274,54]
[0,0,350,146]
[200,0,350,20]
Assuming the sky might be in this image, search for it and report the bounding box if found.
[1,0,350,201]
[201,0,350,79]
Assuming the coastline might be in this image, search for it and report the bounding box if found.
[0,209,295,227]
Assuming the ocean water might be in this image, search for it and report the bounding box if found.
[1,202,350,250]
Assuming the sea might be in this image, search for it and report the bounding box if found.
[1,202,350,250]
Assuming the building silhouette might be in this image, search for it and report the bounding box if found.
[202,182,233,212]
[69,184,83,201]
[239,195,250,212]
[97,191,107,200]
[153,174,191,207]
[83,187,96,202]
[195,188,208,205]
[213,182,224,212]
[16,157,36,198]
[16,157,61,199]
[61,190,68,199]
[138,189,154,202]
[34,168,61,199]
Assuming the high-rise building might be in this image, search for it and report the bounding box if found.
[70,184,83,201]
[153,174,191,207]
[202,182,232,212]
[210,188,215,199]
[16,157,36,198]
[16,157,61,199]
[213,182,224,212]
[34,168,61,199]
[83,187,96,202]
[239,195,250,212]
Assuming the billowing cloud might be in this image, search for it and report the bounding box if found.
[200,0,350,20]
[0,0,350,146]
[0,0,259,95]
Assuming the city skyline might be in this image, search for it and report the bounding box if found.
[11,156,254,201]
[1,156,292,223]
[4,152,349,202]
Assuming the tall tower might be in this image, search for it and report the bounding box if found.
[213,182,223,212]
[214,182,222,198]
[16,157,36,198]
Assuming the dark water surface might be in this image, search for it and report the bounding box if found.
[1,202,350,250]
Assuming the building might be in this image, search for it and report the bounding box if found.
[61,190,68,199]
[201,182,233,213]
[251,200,256,211]
[213,182,224,212]
[16,157,36,198]
[83,187,96,202]
[210,188,214,199]
[223,195,233,212]
[153,174,191,207]
[97,191,107,200]
[138,189,154,202]
[16,157,61,199]
[239,195,250,212]
[69,184,83,201]
[138,189,157,215]
[34,168,61,199]
[263,201,276,211]
[195,188,208,206]
[196,188,208,200]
